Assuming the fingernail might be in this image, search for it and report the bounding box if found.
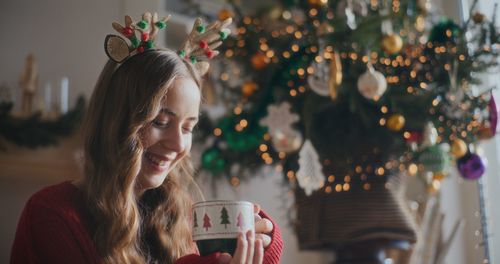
[217,253,231,264]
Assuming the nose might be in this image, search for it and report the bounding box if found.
[160,125,185,153]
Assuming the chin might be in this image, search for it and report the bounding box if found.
[138,171,169,191]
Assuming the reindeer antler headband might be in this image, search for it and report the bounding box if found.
[104,12,232,75]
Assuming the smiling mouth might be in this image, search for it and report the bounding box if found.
[145,152,170,167]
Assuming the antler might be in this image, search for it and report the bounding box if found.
[104,12,231,69]
[111,12,171,51]
[179,17,232,75]
[112,15,139,48]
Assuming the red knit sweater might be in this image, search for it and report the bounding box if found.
[10,181,283,264]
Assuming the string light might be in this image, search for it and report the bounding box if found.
[233,106,242,115]
[231,176,240,186]
[309,8,318,17]
[238,118,249,128]
[213,128,222,137]
[328,175,335,182]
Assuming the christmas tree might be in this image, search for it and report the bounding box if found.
[236,212,244,230]
[193,211,199,228]
[220,206,231,228]
[203,213,212,231]
[195,0,499,196]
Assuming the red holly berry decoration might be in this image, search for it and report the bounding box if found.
[141,33,150,41]
[122,27,134,37]
[137,46,145,53]
[206,49,215,59]
[199,40,208,49]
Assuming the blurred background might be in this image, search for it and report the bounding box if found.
[1,0,499,263]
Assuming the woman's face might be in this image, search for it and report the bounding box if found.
[137,77,200,194]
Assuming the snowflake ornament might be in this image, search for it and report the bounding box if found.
[296,140,326,196]
[259,102,299,136]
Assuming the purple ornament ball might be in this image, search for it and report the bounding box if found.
[457,153,486,180]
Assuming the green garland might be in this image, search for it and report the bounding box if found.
[0,96,85,149]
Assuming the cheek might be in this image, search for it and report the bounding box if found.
[140,127,161,149]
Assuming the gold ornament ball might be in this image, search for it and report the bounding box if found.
[472,12,486,24]
[450,138,468,158]
[381,34,403,54]
[387,114,405,131]
[251,53,270,70]
[241,81,258,97]
[218,9,234,21]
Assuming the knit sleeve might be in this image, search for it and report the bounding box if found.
[11,197,96,264]
[259,210,284,264]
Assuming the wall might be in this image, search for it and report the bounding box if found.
[0,0,495,264]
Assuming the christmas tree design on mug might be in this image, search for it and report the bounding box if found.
[192,200,255,256]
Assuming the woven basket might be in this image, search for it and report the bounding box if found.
[295,173,417,250]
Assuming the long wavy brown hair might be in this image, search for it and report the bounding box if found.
[82,50,202,263]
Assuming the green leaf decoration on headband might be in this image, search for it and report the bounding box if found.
[155,21,167,29]
[137,20,149,29]
[196,25,206,33]
[219,30,229,40]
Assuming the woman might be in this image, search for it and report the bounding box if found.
[11,13,283,264]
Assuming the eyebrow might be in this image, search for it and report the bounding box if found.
[160,108,199,121]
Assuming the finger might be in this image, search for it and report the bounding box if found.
[217,253,232,264]
[253,238,264,264]
[255,218,273,234]
[254,213,262,222]
[245,230,255,264]
[253,203,261,214]
[232,232,247,264]
[255,234,272,248]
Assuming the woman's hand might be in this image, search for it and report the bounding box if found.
[217,230,264,264]
[253,204,273,248]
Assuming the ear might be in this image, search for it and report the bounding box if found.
[195,61,210,76]
[104,35,131,63]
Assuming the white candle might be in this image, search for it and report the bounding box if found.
[44,82,52,112]
[60,77,69,114]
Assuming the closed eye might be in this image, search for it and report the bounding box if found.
[152,119,169,128]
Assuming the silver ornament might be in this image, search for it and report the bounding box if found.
[357,65,387,100]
